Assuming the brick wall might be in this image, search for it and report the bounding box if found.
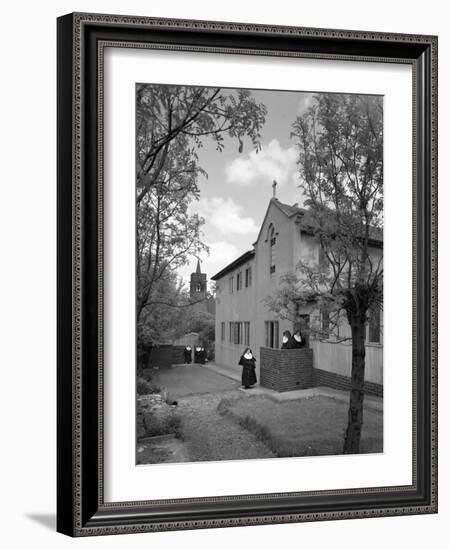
[313,368,383,397]
[259,347,383,396]
[260,347,314,392]
[171,345,187,365]
[147,344,173,368]
[144,344,189,368]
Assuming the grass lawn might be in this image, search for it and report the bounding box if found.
[218,394,383,457]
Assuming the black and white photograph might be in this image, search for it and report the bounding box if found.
[0,0,443,545]
[135,83,384,465]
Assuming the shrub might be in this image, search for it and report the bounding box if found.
[143,410,182,438]
[137,376,160,395]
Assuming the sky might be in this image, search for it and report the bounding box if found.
[175,87,315,287]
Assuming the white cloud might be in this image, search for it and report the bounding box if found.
[204,241,240,278]
[191,196,258,235]
[225,139,297,187]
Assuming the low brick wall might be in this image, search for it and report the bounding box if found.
[147,344,173,368]
[171,345,187,365]
[313,368,383,397]
[260,347,314,392]
[144,344,198,368]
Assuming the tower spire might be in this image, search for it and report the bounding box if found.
[195,258,202,274]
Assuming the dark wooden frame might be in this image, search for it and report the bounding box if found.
[57,12,438,537]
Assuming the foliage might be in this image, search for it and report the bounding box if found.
[138,270,189,344]
[136,84,267,340]
[289,93,383,325]
[136,376,160,396]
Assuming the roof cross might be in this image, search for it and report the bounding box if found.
[272,180,277,197]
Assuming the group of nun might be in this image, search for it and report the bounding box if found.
[281,329,306,349]
[182,345,207,365]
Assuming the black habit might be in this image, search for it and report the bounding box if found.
[183,347,192,363]
[239,355,257,387]
[289,335,306,349]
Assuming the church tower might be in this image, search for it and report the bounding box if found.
[190,259,207,301]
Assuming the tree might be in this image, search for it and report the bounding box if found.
[270,93,383,454]
[136,84,267,342]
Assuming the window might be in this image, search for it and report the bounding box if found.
[368,307,381,344]
[221,322,225,342]
[229,322,243,344]
[264,321,279,348]
[268,224,276,275]
[243,322,250,346]
[245,266,252,287]
[196,283,202,292]
[234,322,242,344]
[236,272,242,291]
[321,305,330,338]
[229,275,234,293]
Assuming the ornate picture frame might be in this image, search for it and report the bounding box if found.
[57,12,437,536]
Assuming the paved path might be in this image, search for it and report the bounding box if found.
[153,365,274,462]
[154,365,238,400]
[206,362,383,413]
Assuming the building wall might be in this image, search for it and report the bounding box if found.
[252,201,296,377]
[214,200,383,387]
[214,256,257,375]
[310,340,383,384]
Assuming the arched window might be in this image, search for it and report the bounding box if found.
[268,224,276,274]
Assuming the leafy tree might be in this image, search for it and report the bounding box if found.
[269,93,383,454]
[136,84,267,334]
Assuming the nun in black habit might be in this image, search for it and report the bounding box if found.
[183,345,192,364]
[281,330,292,349]
[238,347,257,389]
[290,329,306,349]
[195,346,206,364]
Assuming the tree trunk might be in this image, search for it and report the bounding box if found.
[343,318,366,454]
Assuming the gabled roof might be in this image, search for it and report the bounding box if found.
[252,198,297,245]
[211,250,255,281]
[274,200,305,218]
[274,198,383,246]
[210,197,383,282]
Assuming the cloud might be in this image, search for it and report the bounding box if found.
[191,196,258,235]
[203,241,240,278]
[225,139,297,187]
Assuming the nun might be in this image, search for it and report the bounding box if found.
[238,347,257,389]
[183,345,192,364]
[281,330,292,349]
[290,329,306,349]
[196,346,206,364]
